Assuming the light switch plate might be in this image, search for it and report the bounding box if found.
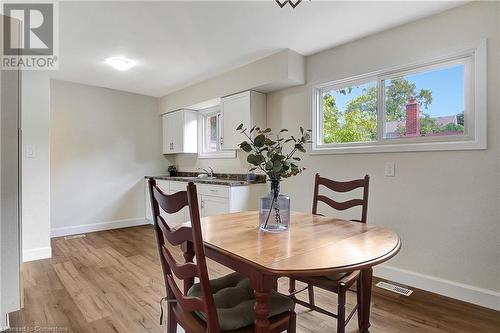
[385,162,395,177]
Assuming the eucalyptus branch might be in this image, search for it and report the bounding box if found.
[237,124,310,179]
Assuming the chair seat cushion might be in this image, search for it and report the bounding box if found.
[187,272,294,331]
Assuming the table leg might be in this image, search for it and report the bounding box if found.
[252,273,273,333]
[181,241,195,294]
[360,268,373,333]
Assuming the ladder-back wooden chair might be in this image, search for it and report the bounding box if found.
[148,178,296,333]
[289,173,370,333]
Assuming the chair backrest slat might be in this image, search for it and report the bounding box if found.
[153,186,189,215]
[316,196,365,212]
[166,274,206,313]
[161,246,199,280]
[157,215,192,246]
[312,173,370,223]
[148,178,221,332]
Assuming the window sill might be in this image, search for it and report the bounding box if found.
[311,138,486,154]
[198,150,237,159]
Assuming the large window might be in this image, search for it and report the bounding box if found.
[312,42,486,153]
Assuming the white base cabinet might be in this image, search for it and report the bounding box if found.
[145,179,266,227]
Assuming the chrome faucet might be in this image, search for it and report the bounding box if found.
[198,167,214,178]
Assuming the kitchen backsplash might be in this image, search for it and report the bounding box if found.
[166,152,252,174]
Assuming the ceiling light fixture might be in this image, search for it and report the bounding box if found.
[105,57,136,71]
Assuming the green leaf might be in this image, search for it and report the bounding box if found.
[263,128,272,133]
[265,161,274,170]
[295,144,306,153]
[272,160,283,172]
[249,167,258,172]
[280,129,289,132]
[254,134,266,147]
[300,126,304,134]
[247,154,264,165]
[241,144,253,152]
[236,123,243,130]
[292,157,301,161]
[264,138,276,146]
[249,126,256,134]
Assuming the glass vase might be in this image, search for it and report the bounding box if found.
[259,178,290,232]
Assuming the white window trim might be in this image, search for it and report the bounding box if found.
[311,39,487,154]
[197,106,236,159]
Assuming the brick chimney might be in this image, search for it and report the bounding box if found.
[405,98,420,136]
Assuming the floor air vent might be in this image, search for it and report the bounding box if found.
[376,281,413,296]
[64,234,86,240]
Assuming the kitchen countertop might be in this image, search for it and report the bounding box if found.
[146,172,266,187]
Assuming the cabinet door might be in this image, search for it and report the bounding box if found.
[201,195,229,217]
[145,179,153,222]
[221,92,251,150]
[162,111,183,154]
[162,114,172,154]
[170,111,184,153]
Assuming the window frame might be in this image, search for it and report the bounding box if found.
[197,106,236,159]
[311,40,486,154]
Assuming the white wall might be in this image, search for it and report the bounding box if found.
[50,80,168,236]
[159,49,304,114]
[266,2,500,307]
[22,72,51,262]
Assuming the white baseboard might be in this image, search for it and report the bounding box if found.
[22,246,52,262]
[374,265,500,311]
[51,218,149,238]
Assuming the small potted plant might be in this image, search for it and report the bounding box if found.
[167,165,178,177]
[237,124,311,232]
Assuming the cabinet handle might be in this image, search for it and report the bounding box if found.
[220,137,223,146]
[201,200,204,208]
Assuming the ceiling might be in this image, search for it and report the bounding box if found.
[52,1,466,97]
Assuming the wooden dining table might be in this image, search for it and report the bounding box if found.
[181,211,401,333]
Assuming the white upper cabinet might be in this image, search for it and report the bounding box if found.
[220,91,266,150]
[162,109,198,154]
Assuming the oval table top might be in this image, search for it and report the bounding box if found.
[198,211,401,276]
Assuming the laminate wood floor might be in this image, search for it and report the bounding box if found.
[8,225,500,333]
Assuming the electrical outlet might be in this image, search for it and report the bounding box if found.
[26,145,37,158]
[385,162,395,177]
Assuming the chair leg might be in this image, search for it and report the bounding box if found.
[167,303,177,333]
[337,288,346,333]
[288,311,297,333]
[356,280,363,329]
[289,278,296,295]
[307,284,315,306]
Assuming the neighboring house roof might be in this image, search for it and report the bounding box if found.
[433,115,458,127]
[385,115,458,134]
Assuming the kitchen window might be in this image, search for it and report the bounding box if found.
[311,41,486,153]
[198,106,236,158]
